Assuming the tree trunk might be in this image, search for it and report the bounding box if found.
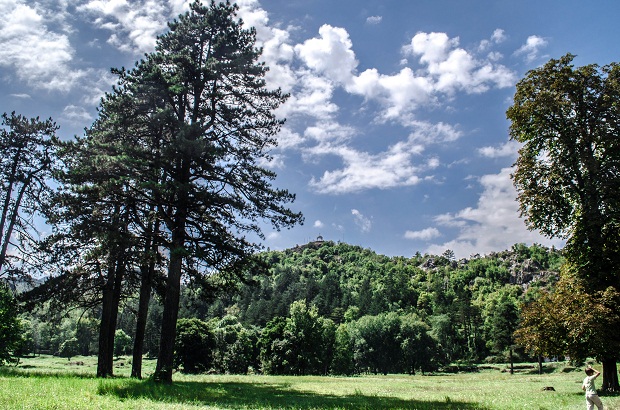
[154,210,186,384]
[538,355,543,375]
[509,347,514,374]
[108,258,125,368]
[154,252,182,383]
[97,260,116,378]
[0,174,31,274]
[601,358,620,392]
[97,241,126,378]
[131,248,155,378]
[0,148,23,274]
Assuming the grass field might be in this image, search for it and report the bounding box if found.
[1,355,618,409]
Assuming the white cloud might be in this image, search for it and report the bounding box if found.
[237,0,297,92]
[349,67,435,119]
[313,220,324,228]
[307,139,427,194]
[366,16,382,25]
[351,209,372,232]
[404,227,441,240]
[242,5,518,196]
[406,120,462,144]
[0,1,87,91]
[77,0,182,54]
[478,140,520,158]
[280,72,339,119]
[342,30,515,121]
[304,120,457,194]
[303,121,355,145]
[425,167,564,258]
[514,35,548,63]
[492,29,506,43]
[294,24,358,86]
[406,31,516,95]
[61,105,93,124]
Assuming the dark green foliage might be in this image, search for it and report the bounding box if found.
[330,324,354,375]
[12,240,564,376]
[212,315,260,374]
[400,314,439,374]
[0,284,21,365]
[258,316,287,374]
[197,240,561,367]
[174,318,215,374]
[352,312,402,375]
[508,53,620,291]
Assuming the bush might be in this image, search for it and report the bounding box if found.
[58,338,79,360]
[114,329,132,357]
[175,318,215,374]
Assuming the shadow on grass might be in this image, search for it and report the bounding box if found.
[97,379,489,410]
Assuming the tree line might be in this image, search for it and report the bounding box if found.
[5,240,562,376]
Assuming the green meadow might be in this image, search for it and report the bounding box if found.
[1,355,618,409]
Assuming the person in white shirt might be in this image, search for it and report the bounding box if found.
[582,365,603,410]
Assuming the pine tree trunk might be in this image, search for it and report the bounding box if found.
[97,260,116,378]
[131,257,154,378]
[154,252,182,383]
[154,209,186,384]
[107,258,124,370]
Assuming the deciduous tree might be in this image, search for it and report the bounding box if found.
[507,53,620,390]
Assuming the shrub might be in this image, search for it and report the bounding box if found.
[175,318,215,374]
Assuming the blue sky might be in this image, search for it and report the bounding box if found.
[1,0,618,258]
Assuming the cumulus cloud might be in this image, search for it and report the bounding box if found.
[304,120,457,193]
[295,24,358,86]
[314,220,324,228]
[307,139,427,194]
[0,1,87,91]
[479,29,506,52]
[349,67,434,119]
[425,167,564,258]
[404,227,441,240]
[406,31,516,95]
[227,4,519,198]
[478,140,520,158]
[351,209,372,232]
[514,35,548,63]
[491,29,507,43]
[236,0,297,91]
[77,0,187,54]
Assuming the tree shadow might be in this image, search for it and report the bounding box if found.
[98,379,489,410]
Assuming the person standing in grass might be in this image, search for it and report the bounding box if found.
[582,365,603,410]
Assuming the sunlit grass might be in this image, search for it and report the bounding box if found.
[1,356,618,409]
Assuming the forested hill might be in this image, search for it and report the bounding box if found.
[196,240,563,329]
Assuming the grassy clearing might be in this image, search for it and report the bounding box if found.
[1,356,619,409]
